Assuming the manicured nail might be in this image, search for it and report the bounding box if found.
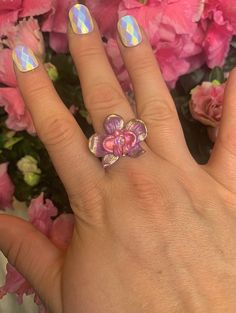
[118,15,142,47]
[12,45,39,72]
[69,4,94,34]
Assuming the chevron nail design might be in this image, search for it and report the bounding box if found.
[118,15,142,47]
[69,4,94,34]
[12,46,39,72]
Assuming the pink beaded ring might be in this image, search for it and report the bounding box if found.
[88,114,148,168]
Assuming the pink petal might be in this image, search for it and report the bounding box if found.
[0,0,22,10]
[28,193,58,236]
[0,49,17,86]
[0,10,19,36]
[86,0,120,36]
[89,134,107,157]
[102,154,119,168]
[103,135,116,154]
[0,88,36,134]
[49,32,68,53]
[0,163,15,210]
[104,114,124,134]
[203,23,232,68]
[41,0,77,33]
[49,214,75,250]
[19,0,54,17]
[125,119,147,142]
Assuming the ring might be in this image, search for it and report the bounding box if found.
[88,114,148,168]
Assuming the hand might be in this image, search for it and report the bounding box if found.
[1,6,236,313]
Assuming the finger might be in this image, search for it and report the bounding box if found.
[12,45,104,201]
[68,4,135,133]
[117,17,193,166]
[0,214,62,313]
[204,69,236,193]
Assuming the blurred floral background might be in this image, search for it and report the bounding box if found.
[0,0,236,312]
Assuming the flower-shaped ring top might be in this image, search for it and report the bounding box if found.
[89,114,148,168]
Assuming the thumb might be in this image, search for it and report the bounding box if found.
[0,214,63,313]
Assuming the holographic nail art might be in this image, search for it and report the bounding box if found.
[12,45,39,72]
[118,15,142,47]
[69,4,94,34]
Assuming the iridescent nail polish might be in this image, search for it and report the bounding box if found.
[69,4,94,34]
[12,45,39,72]
[118,15,142,47]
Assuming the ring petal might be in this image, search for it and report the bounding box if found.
[128,144,146,158]
[126,119,147,142]
[89,134,107,157]
[104,114,125,134]
[102,154,119,168]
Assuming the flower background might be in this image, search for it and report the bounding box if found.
[0,0,236,312]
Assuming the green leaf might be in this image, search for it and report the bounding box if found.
[209,67,225,83]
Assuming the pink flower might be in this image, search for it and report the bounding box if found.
[0,48,17,87]
[0,88,36,134]
[89,0,205,89]
[0,263,34,304]
[89,114,147,168]
[0,193,75,312]
[200,0,236,68]
[0,163,15,210]
[28,192,58,236]
[0,0,53,37]
[4,17,45,60]
[189,81,225,127]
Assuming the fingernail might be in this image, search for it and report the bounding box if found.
[69,4,94,35]
[118,15,142,47]
[12,45,39,72]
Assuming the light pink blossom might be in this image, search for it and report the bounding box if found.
[0,88,36,134]
[189,81,225,127]
[4,17,45,60]
[0,163,15,210]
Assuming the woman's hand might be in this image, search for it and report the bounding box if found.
[1,5,236,313]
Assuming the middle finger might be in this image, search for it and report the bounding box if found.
[68,4,135,133]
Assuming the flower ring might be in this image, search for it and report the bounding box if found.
[89,114,148,168]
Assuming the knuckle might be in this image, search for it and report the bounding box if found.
[129,57,155,76]
[84,83,126,114]
[39,115,78,148]
[76,45,104,60]
[27,83,52,102]
[140,98,176,124]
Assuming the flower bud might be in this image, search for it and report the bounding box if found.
[44,63,59,82]
[23,173,41,187]
[17,156,41,175]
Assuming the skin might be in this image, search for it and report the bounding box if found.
[1,16,236,313]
